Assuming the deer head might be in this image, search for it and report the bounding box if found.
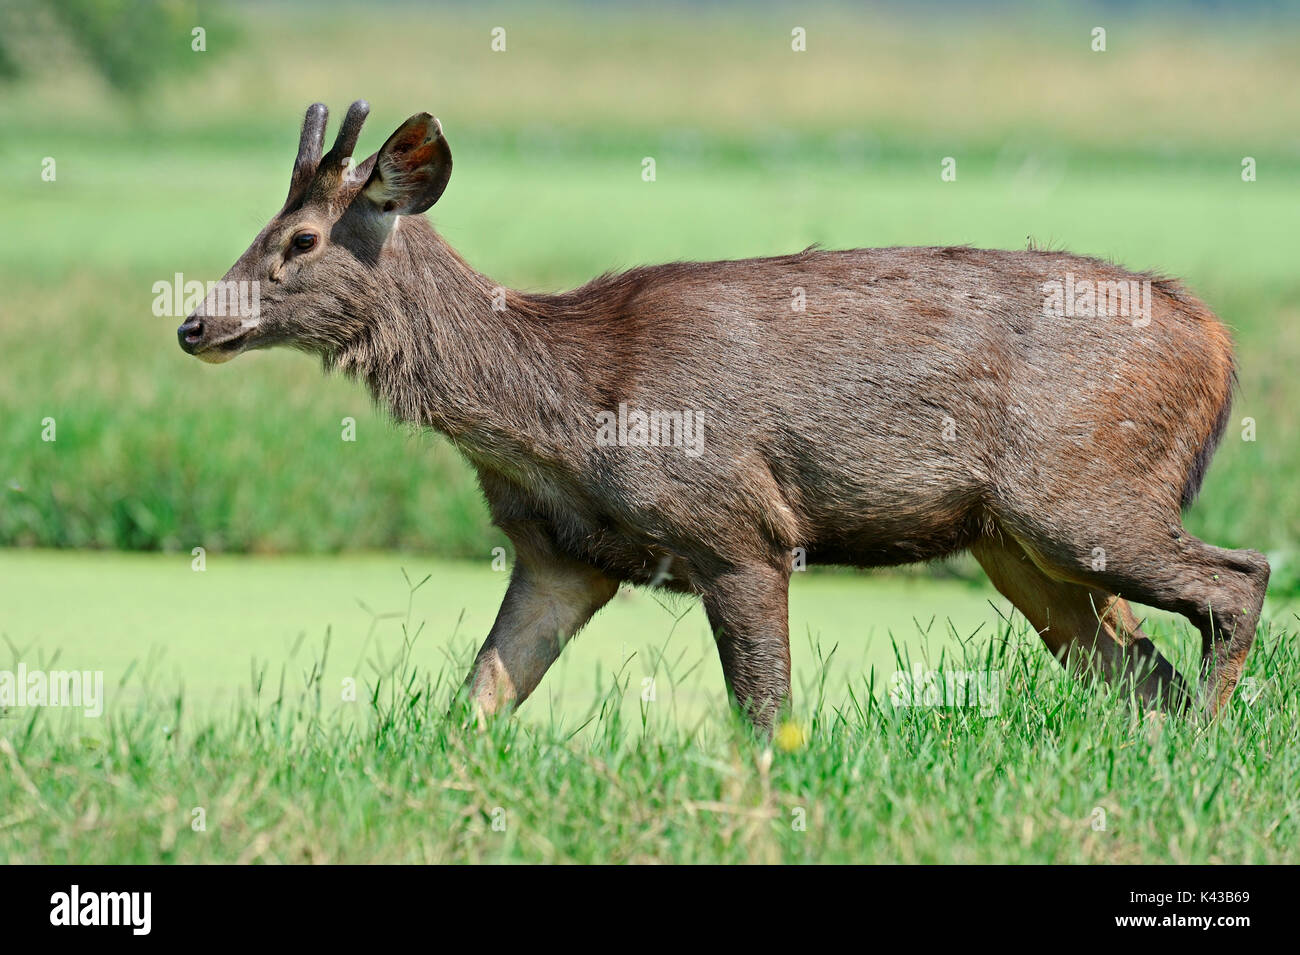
[177,100,452,363]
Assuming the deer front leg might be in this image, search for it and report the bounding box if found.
[464,548,618,720]
[701,562,792,734]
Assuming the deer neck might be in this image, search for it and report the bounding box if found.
[330,229,587,475]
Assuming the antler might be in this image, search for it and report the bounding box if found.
[309,100,371,203]
[285,102,328,206]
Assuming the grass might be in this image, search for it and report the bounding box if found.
[2,4,1300,560]
[1,554,1297,863]
[3,155,1299,562]
[0,550,1011,722]
[1,552,1297,863]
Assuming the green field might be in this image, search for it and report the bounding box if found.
[2,2,1299,863]
[3,4,1300,560]
[1,551,1297,863]
[0,551,1012,724]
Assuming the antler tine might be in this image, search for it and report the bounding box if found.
[286,102,328,204]
[306,100,371,201]
[327,100,370,164]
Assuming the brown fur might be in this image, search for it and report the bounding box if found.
[178,102,1268,732]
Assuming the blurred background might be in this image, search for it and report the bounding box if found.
[2,0,1298,719]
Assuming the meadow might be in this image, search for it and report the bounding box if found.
[1,2,1299,863]
[4,3,1300,559]
[2,550,1297,864]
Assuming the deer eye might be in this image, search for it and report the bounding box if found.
[290,231,318,253]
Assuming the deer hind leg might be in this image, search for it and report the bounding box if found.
[995,513,1268,719]
[463,534,618,721]
[971,533,1191,710]
[1190,545,1270,716]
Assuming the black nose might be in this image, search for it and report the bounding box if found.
[177,318,204,353]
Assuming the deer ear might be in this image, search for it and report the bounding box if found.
[361,113,452,215]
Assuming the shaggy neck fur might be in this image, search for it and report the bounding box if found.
[329,221,599,475]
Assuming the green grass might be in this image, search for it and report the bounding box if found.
[2,4,1300,560]
[1,553,1297,864]
[0,550,1014,723]
[3,154,1299,562]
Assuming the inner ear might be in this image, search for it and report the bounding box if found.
[361,113,452,216]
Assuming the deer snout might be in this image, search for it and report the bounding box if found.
[177,317,205,353]
[177,313,254,363]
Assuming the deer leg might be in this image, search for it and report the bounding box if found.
[1000,517,1269,719]
[700,563,792,733]
[463,544,618,720]
[1190,545,1271,717]
[972,534,1191,710]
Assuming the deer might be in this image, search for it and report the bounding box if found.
[177,101,1269,733]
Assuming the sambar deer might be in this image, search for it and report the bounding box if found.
[178,101,1268,732]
